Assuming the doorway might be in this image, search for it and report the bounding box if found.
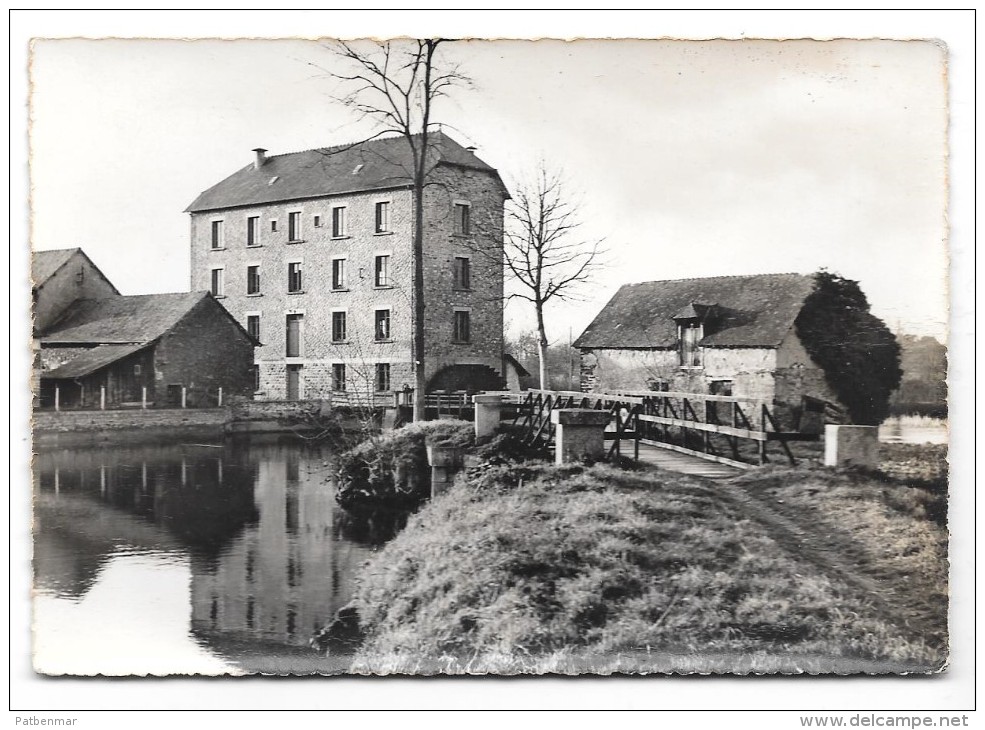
[286,365,302,401]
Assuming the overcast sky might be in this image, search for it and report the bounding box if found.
[30,36,948,342]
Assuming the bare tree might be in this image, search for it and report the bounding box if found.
[321,39,468,421]
[503,165,605,389]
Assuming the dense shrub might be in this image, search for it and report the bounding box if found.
[335,420,474,508]
[795,271,902,425]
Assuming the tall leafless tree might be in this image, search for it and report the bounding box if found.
[503,165,605,389]
[321,39,468,421]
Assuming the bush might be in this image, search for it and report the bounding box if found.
[335,420,474,508]
[795,271,902,425]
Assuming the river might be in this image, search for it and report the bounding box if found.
[32,435,407,676]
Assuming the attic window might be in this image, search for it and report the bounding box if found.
[678,322,703,368]
[352,164,364,175]
[268,176,279,186]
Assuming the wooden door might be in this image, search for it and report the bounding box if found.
[286,365,301,401]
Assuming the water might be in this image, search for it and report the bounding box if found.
[32,435,407,675]
[878,416,948,445]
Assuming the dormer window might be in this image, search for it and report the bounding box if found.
[673,301,715,369]
[678,321,703,368]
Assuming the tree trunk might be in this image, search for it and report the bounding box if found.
[412,168,427,422]
[536,302,548,390]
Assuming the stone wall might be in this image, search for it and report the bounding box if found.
[155,297,256,406]
[33,407,230,434]
[579,346,777,401]
[190,187,417,402]
[189,160,507,400]
[421,164,507,384]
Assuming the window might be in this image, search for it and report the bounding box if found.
[247,216,260,246]
[375,201,391,233]
[210,220,224,249]
[332,206,347,237]
[288,212,302,242]
[453,256,471,289]
[332,363,346,392]
[453,310,471,343]
[375,363,391,392]
[288,262,303,293]
[453,203,470,235]
[374,255,390,287]
[210,267,225,297]
[247,265,261,295]
[313,215,321,228]
[252,364,261,392]
[134,364,142,376]
[331,258,346,290]
[678,323,703,368]
[374,309,391,341]
[332,311,347,342]
[271,220,278,232]
[246,314,261,341]
[706,380,733,424]
[286,314,303,357]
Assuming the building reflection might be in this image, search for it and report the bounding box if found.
[32,437,407,664]
[189,446,380,649]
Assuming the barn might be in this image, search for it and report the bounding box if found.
[574,273,849,427]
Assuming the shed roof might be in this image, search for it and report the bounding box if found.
[39,291,211,344]
[43,343,149,379]
[31,248,121,294]
[574,273,817,350]
[32,248,79,284]
[186,131,505,213]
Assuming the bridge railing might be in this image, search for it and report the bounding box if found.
[501,388,818,467]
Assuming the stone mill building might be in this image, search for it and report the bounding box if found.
[186,132,511,402]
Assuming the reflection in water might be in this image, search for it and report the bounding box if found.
[878,417,948,445]
[33,436,405,674]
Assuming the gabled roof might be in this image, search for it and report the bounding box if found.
[574,273,817,350]
[31,248,120,294]
[43,343,150,379]
[186,131,505,213]
[40,291,213,344]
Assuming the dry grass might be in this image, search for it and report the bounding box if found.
[346,459,947,675]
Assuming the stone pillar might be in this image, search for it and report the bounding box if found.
[551,409,611,466]
[473,393,503,440]
[824,425,879,468]
[426,444,463,498]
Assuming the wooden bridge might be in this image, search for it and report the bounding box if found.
[498,388,821,471]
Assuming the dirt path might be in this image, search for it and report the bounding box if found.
[715,481,946,654]
[638,457,945,655]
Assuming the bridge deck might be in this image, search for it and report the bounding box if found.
[634,442,744,480]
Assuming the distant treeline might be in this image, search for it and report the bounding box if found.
[889,334,947,418]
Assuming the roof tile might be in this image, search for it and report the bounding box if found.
[574,273,817,349]
[186,131,503,213]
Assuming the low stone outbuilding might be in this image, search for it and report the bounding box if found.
[38,291,256,409]
[574,273,845,427]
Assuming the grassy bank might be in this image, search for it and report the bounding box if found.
[345,453,947,675]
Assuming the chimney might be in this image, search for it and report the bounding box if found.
[466,145,477,154]
[252,148,267,169]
